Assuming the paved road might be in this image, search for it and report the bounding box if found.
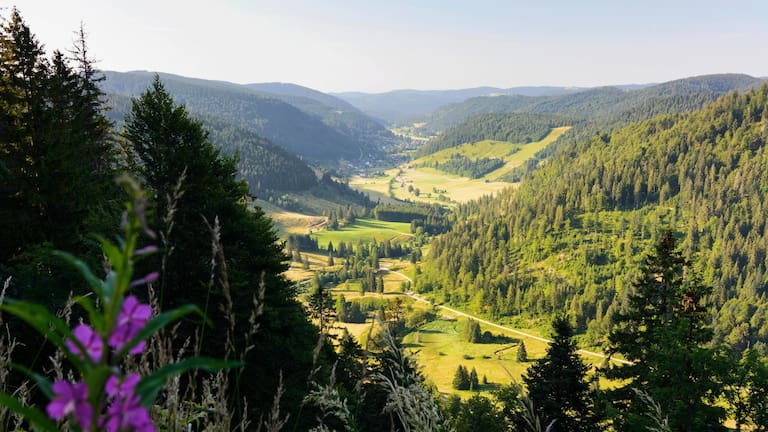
[381,268,632,366]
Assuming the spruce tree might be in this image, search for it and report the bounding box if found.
[517,341,528,362]
[523,316,596,432]
[606,231,726,431]
[123,76,322,422]
[453,365,470,390]
[469,367,479,391]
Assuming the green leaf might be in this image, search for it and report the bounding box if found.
[136,357,243,407]
[8,363,53,399]
[115,304,205,360]
[102,270,117,303]
[1,300,86,371]
[52,250,103,298]
[0,392,59,431]
[94,234,123,273]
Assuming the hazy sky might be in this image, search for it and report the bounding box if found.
[8,0,768,93]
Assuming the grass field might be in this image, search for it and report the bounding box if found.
[312,218,413,249]
[401,313,608,397]
[255,199,325,237]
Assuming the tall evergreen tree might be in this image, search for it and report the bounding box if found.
[0,8,119,317]
[123,76,322,423]
[523,316,597,432]
[606,231,726,431]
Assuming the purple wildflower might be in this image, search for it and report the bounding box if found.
[103,373,155,432]
[65,324,103,362]
[129,272,159,288]
[133,245,158,256]
[109,295,152,354]
[105,373,141,398]
[46,380,92,430]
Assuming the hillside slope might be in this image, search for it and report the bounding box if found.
[422,74,765,132]
[247,83,397,151]
[102,71,366,161]
[419,85,768,354]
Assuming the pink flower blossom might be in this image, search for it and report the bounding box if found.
[133,245,158,256]
[65,324,103,362]
[46,380,92,430]
[105,373,141,398]
[109,295,152,354]
[103,373,155,432]
[129,272,159,288]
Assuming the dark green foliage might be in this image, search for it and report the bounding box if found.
[201,116,318,193]
[606,232,726,431]
[452,364,470,390]
[123,76,322,422]
[524,316,597,432]
[517,341,528,362]
[469,367,479,390]
[451,394,507,432]
[466,319,482,343]
[418,112,573,156]
[0,9,120,335]
[726,349,768,431]
[374,202,453,234]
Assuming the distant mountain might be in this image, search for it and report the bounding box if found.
[104,91,317,194]
[101,71,375,162]
[421,74,765,132]
[334,86,579,125]
[246,82,397,149]
[247,82,358,111]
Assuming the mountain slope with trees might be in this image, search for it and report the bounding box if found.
[101,71,369,161]
[245,82,398,151]
[421,74,765,133]
[418,85,768,356]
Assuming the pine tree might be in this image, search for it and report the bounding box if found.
[523,316,596,432]
[606,231,727,431]
[123,75,322,422]
[469,367,479,391]
[453,365,470,390]
[0,9,119,307]
[517,341,528,362]
[335,294,348,323]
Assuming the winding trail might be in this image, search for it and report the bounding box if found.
[381,267,632,366]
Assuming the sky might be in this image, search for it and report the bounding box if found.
[7,0,768,93]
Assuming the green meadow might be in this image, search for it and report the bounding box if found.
[401,314,609,398]
[312,218,413,249]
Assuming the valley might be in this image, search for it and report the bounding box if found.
[3,5,768,429]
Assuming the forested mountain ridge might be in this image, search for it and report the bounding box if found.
[419,85,768,355]
[416,112,576,157]
[101,71,377,161]
[334,86,579,125]
[246,83,398,151]
[422,74,765,132]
